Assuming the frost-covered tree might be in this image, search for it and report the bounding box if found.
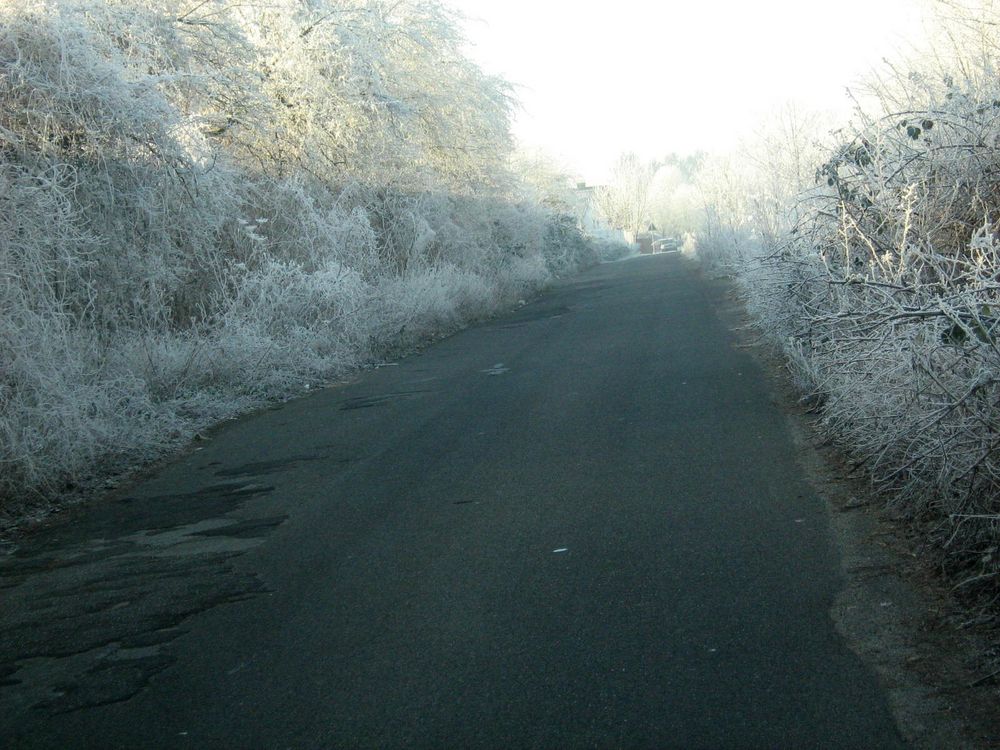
[0,0,600,517]
[648,153,705,238]
[510,149,578,215]
[594,152,657,239]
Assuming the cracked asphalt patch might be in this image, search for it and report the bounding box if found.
[0,478,281,723]
[0,255,926,748]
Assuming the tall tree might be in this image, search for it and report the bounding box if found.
[594,152,656,240]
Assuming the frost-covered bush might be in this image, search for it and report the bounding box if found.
[698,1,1000,613]
[763,82,1000,582]
[0,0,600,518]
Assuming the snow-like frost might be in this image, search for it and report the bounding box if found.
[0,0,607,517]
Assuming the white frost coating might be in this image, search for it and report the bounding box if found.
[692,1,1000,590]
[0,0,608,514]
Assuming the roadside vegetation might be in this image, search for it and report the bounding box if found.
[695,0,1000,632]
[0,0,620,523]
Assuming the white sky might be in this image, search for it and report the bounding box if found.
[449,0,928,182]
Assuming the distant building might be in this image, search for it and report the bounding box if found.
[569,181,630,246]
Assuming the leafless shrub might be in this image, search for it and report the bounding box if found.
[0,1,600,520]
[700,2,1000,618]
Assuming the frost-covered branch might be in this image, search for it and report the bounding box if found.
[0,0,602,519]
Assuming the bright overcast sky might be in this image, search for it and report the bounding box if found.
[449,0,928,182]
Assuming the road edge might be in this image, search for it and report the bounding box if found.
[694,261,999,749]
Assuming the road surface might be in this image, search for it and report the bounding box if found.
[1,254,904,748]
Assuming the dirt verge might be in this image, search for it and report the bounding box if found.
[700,263,1000,749]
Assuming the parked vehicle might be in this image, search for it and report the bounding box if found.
[653,237,681,253]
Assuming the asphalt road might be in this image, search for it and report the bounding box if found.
[1,254,904,748]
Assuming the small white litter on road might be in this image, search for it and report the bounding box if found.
[483,363,509,375]
[553,548,568,553]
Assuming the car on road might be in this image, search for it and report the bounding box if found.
[653,237,681,253]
